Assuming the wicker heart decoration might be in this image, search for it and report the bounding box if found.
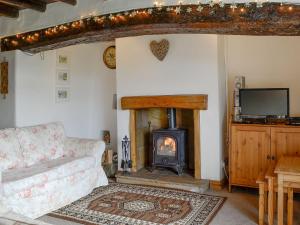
[150,39,169,61]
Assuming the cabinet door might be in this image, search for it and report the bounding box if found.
[230,125,271,187]
[271,127,300,161]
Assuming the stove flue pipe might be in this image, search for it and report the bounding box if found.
[167,108,176,129]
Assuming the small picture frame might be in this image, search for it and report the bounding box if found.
[55,87,70,103]
[56,54,70,68]
[0,62,8,98]
[56,69,70,85]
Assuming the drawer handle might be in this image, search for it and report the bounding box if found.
[267,155,271,160]
[272,156,276,161]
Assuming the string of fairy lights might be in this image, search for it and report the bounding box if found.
[1,1,298,50]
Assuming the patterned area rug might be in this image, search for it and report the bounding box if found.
[48,183,225,225]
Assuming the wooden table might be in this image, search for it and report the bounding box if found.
[256,170,268,225]
[275,156,300,225]
[265,164,276,225]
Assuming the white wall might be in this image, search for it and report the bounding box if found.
[0,51,16,129]
[3,33,300,181]
[116,34,226,181]
[226,36,300,116]
[10,42,117,148]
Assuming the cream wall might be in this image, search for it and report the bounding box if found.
[0,42,117,149]
[226,36,300,116]
[116,34,226,181]
[217,36,227,167]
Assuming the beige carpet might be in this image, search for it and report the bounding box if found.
[209,187,300,225]
[39,187,300,225]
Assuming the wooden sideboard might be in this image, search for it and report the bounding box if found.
[229,123,300,191]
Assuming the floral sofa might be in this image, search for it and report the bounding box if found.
[0,122,108,219]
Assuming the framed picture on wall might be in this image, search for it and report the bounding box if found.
[0,61,8,98]
[56,69,70,85]
[55,87,70,103]
[56,53,70,68]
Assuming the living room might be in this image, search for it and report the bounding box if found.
[0,0,300,225]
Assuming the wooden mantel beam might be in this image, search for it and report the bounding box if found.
[0,0,46,12]
[57,0,77,5]
[0,3,19,17]
[121,95,208,110]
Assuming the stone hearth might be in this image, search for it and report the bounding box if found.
[116,169,209,193]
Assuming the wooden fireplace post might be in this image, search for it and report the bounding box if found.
[130,109,137,172]
[194,109,201,180]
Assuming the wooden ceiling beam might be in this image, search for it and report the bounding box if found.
[0,3,19,18]
[3,3,300,53]
[57,0,76,6]
[0,0,46,12]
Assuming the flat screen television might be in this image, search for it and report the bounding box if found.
[239,88,289,118]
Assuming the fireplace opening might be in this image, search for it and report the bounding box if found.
[134,108,194,177]
[151,108,187,175]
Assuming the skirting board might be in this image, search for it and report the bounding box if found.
[209,179,226,191]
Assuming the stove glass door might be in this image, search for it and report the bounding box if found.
[156,136,176,157]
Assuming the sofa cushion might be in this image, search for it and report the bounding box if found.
[16,122,65,167]
[0,128,24,171]
[2,156,95,197]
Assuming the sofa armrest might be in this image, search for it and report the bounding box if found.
[64,137,105,166]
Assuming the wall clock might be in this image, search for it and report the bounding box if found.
[103,46,116,69]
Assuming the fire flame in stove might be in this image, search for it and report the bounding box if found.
[160,137,176,152]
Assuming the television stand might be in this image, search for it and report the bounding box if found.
[241,116,288,125]
[242,117,267,124]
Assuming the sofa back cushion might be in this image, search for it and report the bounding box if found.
[16,122,65,167]
[0,128,25,171]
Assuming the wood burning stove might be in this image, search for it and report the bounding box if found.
[151,108,187,175]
